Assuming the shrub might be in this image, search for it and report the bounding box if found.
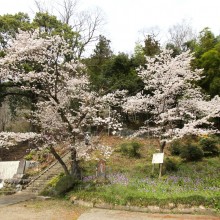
[180,143,204,161]
[41,173,78,196]
[119,141,142,158]
[164,158,178,172]
[24,151,36,160]
[170,140,183,156]
[24,153,33,161]
[199,137,219,157]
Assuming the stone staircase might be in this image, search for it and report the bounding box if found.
[23,150,71,194]
[22,138,104,194]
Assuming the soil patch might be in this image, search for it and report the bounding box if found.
[0,199,88,220]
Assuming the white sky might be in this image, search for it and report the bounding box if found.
[0,0,220,54]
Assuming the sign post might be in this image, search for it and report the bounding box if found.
[152,153,164,178]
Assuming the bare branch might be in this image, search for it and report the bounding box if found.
[167,19,196,49]
[56,0,79,25]
[73,7,105,58]
[34,0,48,13]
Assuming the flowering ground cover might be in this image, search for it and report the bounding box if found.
[70,156,220,210]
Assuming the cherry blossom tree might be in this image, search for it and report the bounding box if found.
[0,30,124,176]
[123,49,220,152]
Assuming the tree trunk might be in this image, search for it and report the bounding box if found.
[160,141,166,153]
[49,145,70,176]
[70,147,81,179]
[159,141,166,178]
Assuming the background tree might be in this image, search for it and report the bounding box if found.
[189,28,220,97]
[123,49,220,152]
[132,43,146,67]
[101,53,143,94]
[85,35,113,91]
[167,19,196,52]
[143,34,161,57]
[34,0,105,59]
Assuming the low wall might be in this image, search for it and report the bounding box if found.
[0,161,20,180]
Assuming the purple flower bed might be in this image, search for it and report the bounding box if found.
[81,173,220,195]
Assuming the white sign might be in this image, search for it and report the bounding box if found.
[152,153,164,164]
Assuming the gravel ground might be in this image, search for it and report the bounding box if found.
[0,199,88,220]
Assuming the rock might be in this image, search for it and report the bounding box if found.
[147,206,160,212]
[70,196,77,202]
[74,200,94,207]
[129,206,149,212]
[94,202,113,209]
[114,205,130,211]
[199,205,206,210]
[168,203,175,209]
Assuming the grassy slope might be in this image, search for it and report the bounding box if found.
[69,135,220,210]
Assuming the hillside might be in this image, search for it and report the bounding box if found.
[65,135,220,212]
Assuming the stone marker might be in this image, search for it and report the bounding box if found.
[96,159,106,178]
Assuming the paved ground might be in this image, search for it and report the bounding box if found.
[0,192,36,207]
[78,208,220,220]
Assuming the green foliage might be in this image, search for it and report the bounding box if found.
[33,12,76,47]
[170,140,183,156]
[118,141,142,158]
[42,173,78,196]
[86,43,144,94]
[132,43,146,66]
[198,44,220,96]
[71,177,220,208]
[0,12,31,48]
[180,143,204,161]
[101,53,144,93]
[143,35,161,57]
[0,187,15,195]
[165,43,181,57]
[189,27,220,97]
[164,158,179,172]
[199,137,219,157]
[195,28,217,57]
[24,151,35,160]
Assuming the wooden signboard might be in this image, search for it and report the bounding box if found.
[152,153,164,178]
[152,153,164,164]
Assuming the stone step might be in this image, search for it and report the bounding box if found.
[22,151,72,194]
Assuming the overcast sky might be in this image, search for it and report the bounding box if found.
[0,0,220,54]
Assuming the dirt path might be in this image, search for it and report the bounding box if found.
[0,199,88,220]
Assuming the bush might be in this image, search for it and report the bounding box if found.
[41,173,78,196]
[24,151,36,160]
[199,137,219,157]
[180,143,204,161]
[164,158,178,172]
[119,141,142,158]
[170,140,183,156]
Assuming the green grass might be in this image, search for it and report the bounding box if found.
[71,183,220,208]
[70,154,220,210]
[65,137,220,210]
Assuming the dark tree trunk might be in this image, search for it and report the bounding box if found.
[70,147,81,179]
[159,141,166,178]
[49,145,70,176]
[160,141,166,153]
